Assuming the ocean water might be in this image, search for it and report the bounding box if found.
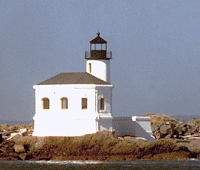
[0,160,200,170]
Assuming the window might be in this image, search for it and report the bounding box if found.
[100,98,104,110]
[82,98,87,110]
[42,98,49,109]
[61,97,68,109]
[89,63,92,73]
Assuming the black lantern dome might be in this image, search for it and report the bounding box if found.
[85,32,112,60]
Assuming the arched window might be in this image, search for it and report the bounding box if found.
[100,98,104,110]
[61,97,68,110]
[82,98,87,110]
[42,98,50,110]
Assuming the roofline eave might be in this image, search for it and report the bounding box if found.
[33,84,113,89]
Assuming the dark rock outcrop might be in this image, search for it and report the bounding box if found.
[153,121,200,139]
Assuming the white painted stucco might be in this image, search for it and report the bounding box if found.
[33,84,113,136]
[86,60,110,83]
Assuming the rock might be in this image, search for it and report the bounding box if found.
[160,124,171,137]
[25,153,32,160]
[197,153,200,159]
[160,125,171,135]
[18,153,32,160]
[18,153,27,160]
[152,117,200,140]
[174,126,182,135]
[0,134,2,143]
[38,156,51,160]
[8,133,21,140]
[2,131,12,136]
[13,152,20,158]
[3,144,9,148]
[174,145,190,152]
[14,144,25,153]
[8,152,16,158]
[34,137,45,150]
[123,136,135,141]
[8,141,15,147]
[0,143,4,148]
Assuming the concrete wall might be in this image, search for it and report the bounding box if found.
[113,116,155,141]
[98,117,113,131]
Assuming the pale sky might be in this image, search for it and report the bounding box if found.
[1,0,200,120]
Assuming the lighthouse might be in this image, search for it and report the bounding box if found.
[85,32,112,83]
[33,32,114,136]
[32,32,154,141]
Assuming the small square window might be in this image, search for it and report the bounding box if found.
[61,97,68,109]
[82,98,87,110]
[42,98,49,110]
[89,63,92,73]
[100,98,104,110]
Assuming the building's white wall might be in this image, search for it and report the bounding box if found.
[96,86,112,116]
[33,115,97,136]
[95,86,113,131]
[33,84,114,136]
[33,85,98,136]
[86,60,110,83]
[34,85,96,119]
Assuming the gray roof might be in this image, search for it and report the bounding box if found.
[90,33,107,44]
[37,72,110,85]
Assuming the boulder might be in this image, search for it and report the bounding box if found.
[18,153,27,160]
[160,124,171,136]
[14,144,25,153]
[152,119,200,139]
[0,134,2,143]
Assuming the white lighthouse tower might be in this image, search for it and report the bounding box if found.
[85,32,112,83]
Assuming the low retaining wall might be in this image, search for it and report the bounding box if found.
[113,116,155,141]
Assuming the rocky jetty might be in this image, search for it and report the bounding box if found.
[153,121,200,139]
[0,130,198,161]
[0,123,33,140]
[0,115,199,161]
[0,139,34,161]
[0,140,23,160]
[143,113,200,140]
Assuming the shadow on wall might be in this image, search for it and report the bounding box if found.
[98,117,113,131]
[113,116,155,141]
[134,121,154,141]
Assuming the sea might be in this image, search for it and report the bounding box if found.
[0,160,200,170]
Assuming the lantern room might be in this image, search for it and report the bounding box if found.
[85,32,112,60]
